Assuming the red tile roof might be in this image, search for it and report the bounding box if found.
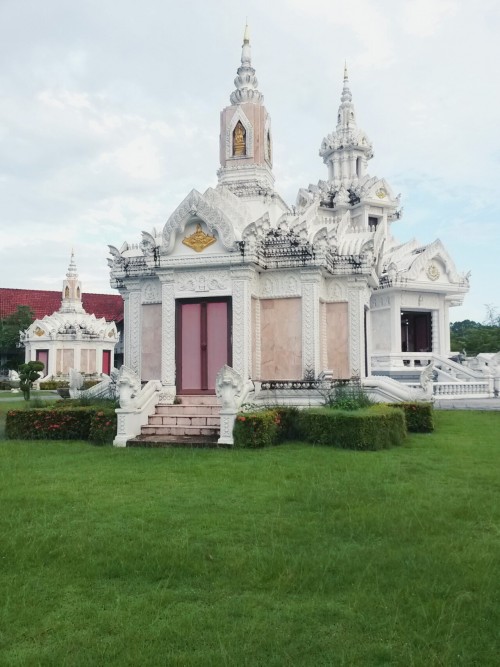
[0,288,123,323]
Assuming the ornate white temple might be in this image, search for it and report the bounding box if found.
[108,28,472,423]
[22,253,119,379]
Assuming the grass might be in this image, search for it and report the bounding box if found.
[0,411,499,665]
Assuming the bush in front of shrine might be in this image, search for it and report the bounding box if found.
[296,405,407,450]
[5,406,117,444]
[233,404,407,450]
[386,402,434,433]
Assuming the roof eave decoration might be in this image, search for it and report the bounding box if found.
[404,240,465,284]
[161,189,238,254]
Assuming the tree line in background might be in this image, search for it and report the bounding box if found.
[450,306,500,355]
[1,304,500,371]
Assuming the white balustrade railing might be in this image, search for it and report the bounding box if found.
[432,381,492,398]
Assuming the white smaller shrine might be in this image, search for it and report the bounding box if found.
[22,253,119,380]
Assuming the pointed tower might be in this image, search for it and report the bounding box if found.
[319,65,373,186]
[217,24,275,197]
[60,250,84,314]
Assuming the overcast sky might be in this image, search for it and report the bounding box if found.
[1,0,499,322]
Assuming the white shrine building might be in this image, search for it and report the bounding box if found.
[108,28,470,406]
[22,253,119,379]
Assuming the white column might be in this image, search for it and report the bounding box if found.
[231,267,253,380]
[158,271,176,403]
[253,297,261,379]
[347,278,369,377]
[333,157,340,183]
[123,281,142,378]
[391,294,402,355]
[301,271,321,378]
[432,309,440,355]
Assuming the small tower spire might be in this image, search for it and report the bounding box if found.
[60,250,84,313]
[319,65,373,185]
[218,26,274,196]
[230,23,263,105]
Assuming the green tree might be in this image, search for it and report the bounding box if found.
[0,305,35,370]
[18,361,44,400]
[450,308,500,356]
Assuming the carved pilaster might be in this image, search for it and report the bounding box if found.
[253,297,261,379]
[320,301,328,371]
[432,310,439,355]
[301,272,321,378]
[231,267,254,380]
[348,279,369,377]
[158,271,176,399]
[123,282,142,378]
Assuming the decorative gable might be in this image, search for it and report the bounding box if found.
[161,189,238,255]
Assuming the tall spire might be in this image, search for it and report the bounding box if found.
[60,250,84,313]
[66,248,78,279]
[230,23,263,106]
[319,65,373,184]
[218,26,274,196]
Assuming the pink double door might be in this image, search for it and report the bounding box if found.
[176,298,232,395]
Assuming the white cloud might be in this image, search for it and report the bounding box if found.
[401,0,457,37]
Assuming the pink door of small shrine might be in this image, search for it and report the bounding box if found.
[102,350,111,376]
[176,298,232,394]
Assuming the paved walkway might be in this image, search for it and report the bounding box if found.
[434,398,500,411]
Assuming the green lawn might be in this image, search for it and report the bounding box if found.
[0,411,499,666]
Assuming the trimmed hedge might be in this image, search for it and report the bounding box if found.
[233,405,407,450]
[39,380,100,390]
[5,407,117,444]
[296,405,407,450]
[233,410,280,448]
[39,381,69,390]
[388,402,434,433]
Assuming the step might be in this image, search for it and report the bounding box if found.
[155,404,220,416]
[148,415,220,427]
[141,424,220,438]
[127,434,223,448]
[172,395,219,406]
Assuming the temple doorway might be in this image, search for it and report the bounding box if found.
[401,311,432,352]
[176,298,232,394]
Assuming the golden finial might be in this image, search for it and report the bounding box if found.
[243,21,250,44]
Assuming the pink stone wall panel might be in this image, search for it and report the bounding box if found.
[141,304,162,381]
[80,349,88,373]
[62,349,74,374]
[260,298,302,380]
[326,302,350,378]
[88,349,96,374]
[207,302,228,389]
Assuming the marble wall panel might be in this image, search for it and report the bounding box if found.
[326,302,350,378]
[141,304,162,381]
[260,298,302,380]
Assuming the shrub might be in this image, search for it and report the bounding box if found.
[388,402,434,433]
[321,380,374,410]
[6,407,94,441]
[274,406,300,441]
[39,381,69,390]
[88,410,117,445]
[296,405,407,450]
[233,410,280,448]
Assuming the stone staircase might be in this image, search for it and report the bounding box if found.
[127,395,221,447]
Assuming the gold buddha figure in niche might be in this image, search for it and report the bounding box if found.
[233,121,246,156]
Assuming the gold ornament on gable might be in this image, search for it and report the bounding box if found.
[182,224,217,253]
[426,263,440,281]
